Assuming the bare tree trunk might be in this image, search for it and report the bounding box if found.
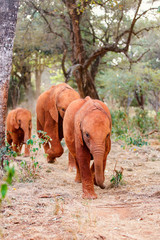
[134,87,145,110]
[35,70,41,98]
[0,0,19,147]
[35,53,44,98]
[73,67,99,99]
[64,0,99,98]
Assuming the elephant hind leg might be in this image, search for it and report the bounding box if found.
[75,160,81,183]
[68,152,76,172]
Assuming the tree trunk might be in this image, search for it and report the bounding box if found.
[0,0,19,147]
[74,67,99,99]
[35,53,44,98]
[134,87,145,110]
[66,0,99,99]
[35,70,41,98]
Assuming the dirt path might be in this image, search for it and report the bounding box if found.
[1,141,160,240]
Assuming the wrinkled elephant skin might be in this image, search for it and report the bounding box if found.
[63,96,112,199]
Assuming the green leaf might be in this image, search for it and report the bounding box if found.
[34,161,39,168]
[6,167,15,185]
[1,184,8,199]
[26,139,34,145]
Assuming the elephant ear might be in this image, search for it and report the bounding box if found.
[74,117,83,146]
[106,134,111,154]
[48,88,59,123]
[29,119,32,129]
[10,110,19,129]
[74,98,93,146]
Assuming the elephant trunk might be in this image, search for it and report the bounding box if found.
[93,150,105,189]
[23,127,31,143]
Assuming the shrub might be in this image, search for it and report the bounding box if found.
[111,110,128,136]
[132,108,155,134]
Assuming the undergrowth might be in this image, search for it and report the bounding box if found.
[19,131,51,182]
[111,108,159,148]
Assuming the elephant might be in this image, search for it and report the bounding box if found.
[36,83,80,163]
[6,108,32,157]
[63,96,112,199]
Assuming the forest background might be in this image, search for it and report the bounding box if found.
[8,0,160,144]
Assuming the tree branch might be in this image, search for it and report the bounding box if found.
[27,1,68,50]
[125,49,150,69]
[124,0,142,51]
[83,44,125,69]
[61,49,68,82]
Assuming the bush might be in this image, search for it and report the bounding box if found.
[132,108,155,133]
[111,110,129,136]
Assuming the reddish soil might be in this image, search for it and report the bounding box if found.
[1,140,160,240]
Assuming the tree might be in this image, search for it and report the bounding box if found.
[0,0,19,147]
[25,0,160,98]
[10,3,58,105]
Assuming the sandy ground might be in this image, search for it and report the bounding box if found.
[1,139,160,240]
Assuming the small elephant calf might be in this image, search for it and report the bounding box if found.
[6,108,32,157]
[63,96,112,199]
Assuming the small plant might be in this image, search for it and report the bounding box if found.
[0,163,15,203]
[110,161,124,188]
[19,131,51,181]
[116,133,148,149]
[0,141,17,203]
[110,168,123,187]
[0,142,17,167]
[126,135,148,147]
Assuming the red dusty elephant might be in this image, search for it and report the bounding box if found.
[6,108,32,157]
[36,83,80,163]
[63,96,112,199]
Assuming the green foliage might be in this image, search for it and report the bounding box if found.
[127,136,148,147]
[0,146,16,203]
[97,56,160,112]
[111,108,156,148]
[157,111,160,129]
[19,131,51,181]
[112,107,156,136]
[0,168,15,201]
[19,158,40,181]
[0,143,17,166]
[117,134,148,148]
[5,165,15,185]
[1,184,8,200]
[111,110,128,136]
[37,130,51,147]
[132,109,155,134]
